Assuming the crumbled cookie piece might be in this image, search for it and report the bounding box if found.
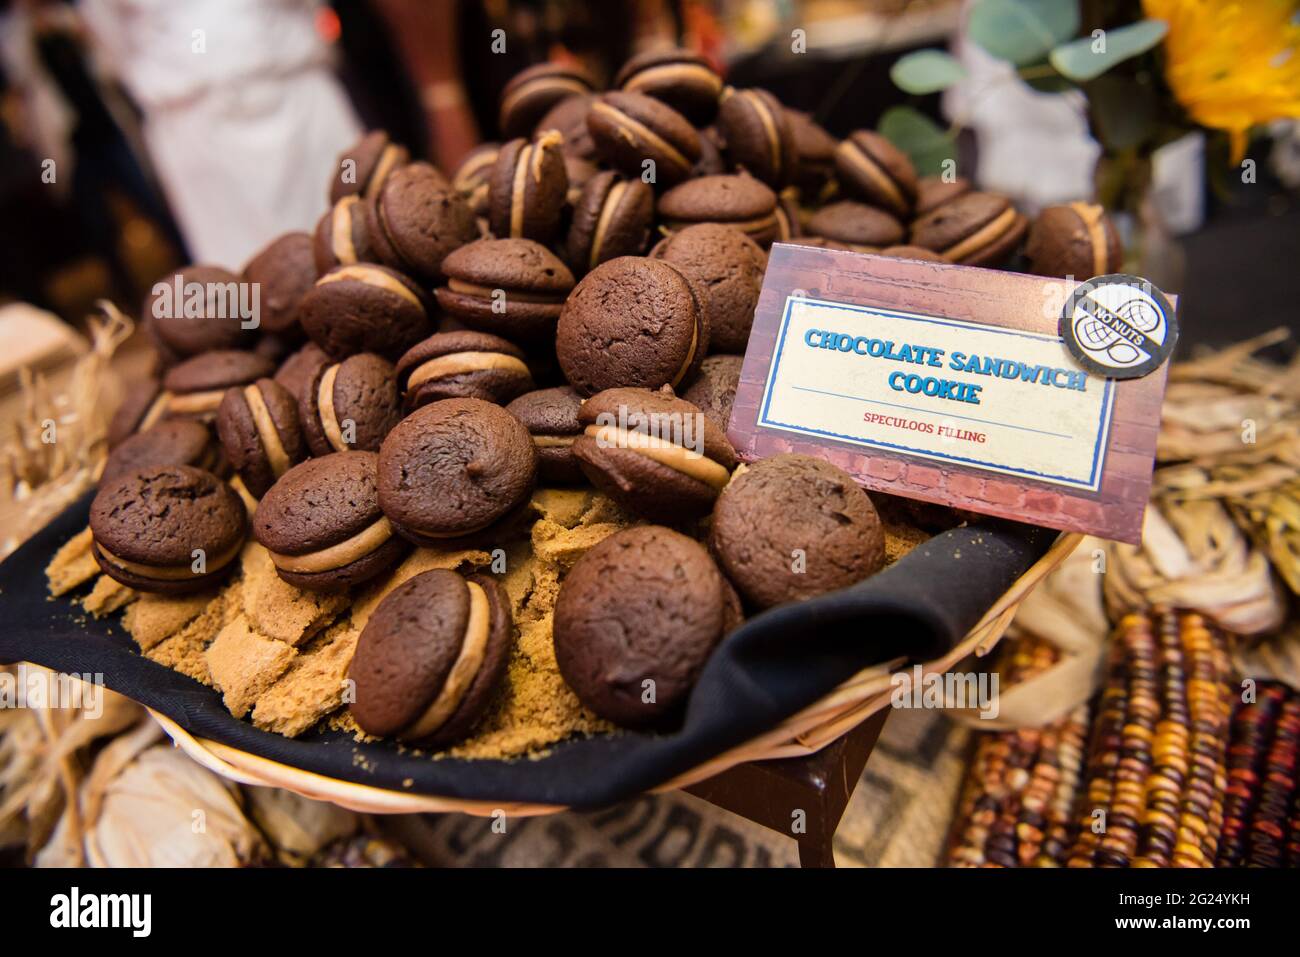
[144,590,233,686]
[205,614,297,718]
[46,527,99,596]
[531,518,624,570]
[241,543,347,646]
[350,544,493,632]
[81,575,138,617]
[578,492,636,527]
[529,487,595,528]
[252,620,360,737]
[124,590,220,651]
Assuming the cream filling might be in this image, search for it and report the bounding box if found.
[139,391,172,431]
[243,384,290,476]
[453,153,496,192]
[317,364,349,453]
[500,76,589,118]
[364,144,404,200]
[446,278,562,304]
[589,179,630,270]
[744,91,783,177]
[943,206,1019,263]
[584,424,730,489]
[407,351,530,390]
[533,434,576,448]
[98,538,241,581]
[670,312,700,388]
[625,63,721,97]
[269,516,393,574]
[509,143,531,237]
[399,581,491,741]
[229,474,259,512]
[837,141,906,213]
[331,196,360,265]
[590,101,690,174]
[1069,201,1109,277]
[168,390,226,416]
[317,265,421,308]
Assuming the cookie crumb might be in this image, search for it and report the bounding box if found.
[81,575,137,617]
[205,613,297,718]
[46,527,99,596]
[252,619,359,736]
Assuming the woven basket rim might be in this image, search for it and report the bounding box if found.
[150,532,1083,816]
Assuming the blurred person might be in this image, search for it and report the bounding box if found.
[79,0,362,268]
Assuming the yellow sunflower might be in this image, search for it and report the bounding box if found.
[1143,0,1300,161]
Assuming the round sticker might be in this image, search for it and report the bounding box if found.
[1059,274,1177,379]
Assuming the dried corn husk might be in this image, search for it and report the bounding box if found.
[243,786,358,866]
[1232,622,1300,694]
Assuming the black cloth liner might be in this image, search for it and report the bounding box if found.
[0,492,1053,808]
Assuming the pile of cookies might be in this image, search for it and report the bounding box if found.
[60,52,1109,752]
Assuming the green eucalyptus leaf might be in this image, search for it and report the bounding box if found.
[1087,74,1161,151]
[1049,19,1168,82]
[891,50,967,94]
[969,0,1080,66]
[878,106,953,176]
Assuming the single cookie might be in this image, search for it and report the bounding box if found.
[554,525,729,727]
[614,48,722,125]
[299,263,432,360]
[571,387,736,521]
[556,256,709,395]
[681,354,743,431]
[1025,202,1123,279]
[717,87,796,189]
[806,201,905,252]
[90,465,246,594]
[108,377,169,447]
[216,377,307,498]
[376,398,537,546]
[349,569,513,746]
[328,130,410,204]
[162,350,276,420]
[565,171,655,276]
[505,386,584,484]
[374,162,477,280]
[915,174,971,216]
[650,223,765,354]
[880,244,948,262]
[709,453,884,609]
[587,91,700,189]
[451,142,500,217]
[253,451,407,590]
[312,195,396,273]
[498,62,597,140]
[298,352,402,455]
[274,341,330,400]
[486,133,569,244]
[143,265,256,360]
[102,419,220,485]
[909,191,1028,267]
[395,331,533,409]
[787,109,838,199]
[657,174,779,246]
[834,130,917,219]
[435,237,574,340]
[241,231,317,335]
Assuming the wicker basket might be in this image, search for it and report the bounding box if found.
[150,531,1084,815]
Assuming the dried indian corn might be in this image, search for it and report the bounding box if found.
[1217,682,1300,867]
[1066,609,1234,867]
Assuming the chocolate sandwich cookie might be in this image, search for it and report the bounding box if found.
[587,91,701,189]
[692,127,727,177]
[377,398,538,546]
[787,109,838,200]
[349,569,513,746]
[328,130,410,204]
[657,174,779,246]
[274,341,330,400]
[565,171,656,275]
[1025,202,1123,279]
[709,453,884,609]
[910,191,1028,268]
[834,130,918,219]
[572,387,736,521]
[395,331,533,409]
[312,196,394,273]
[162,350,276,421]
[614,47,723,125]
[143,265,256,361]
[717,87,796,189]
[880,244,948,262]
[374,162,476,281]
[498,62,597,140]
[557,256,709,396]
[451,142,500,217]
[536,94,598,160]
[101,419,220,485]
[242,232,317,335]
[435,237,574,340]
[681,354,743,431]
[90,465,246,594]
[915,174,971,216]
[299,263,432,360]
[486,133,569,244]
[774,191,801,241]
[254,452,406,590]
[806,201,905,252]
[554,525,730,727]
[650,223,765,354]
[216,377,306,498]
[107,377,169,447]
[505,386,584,484]
[298,352,402,455]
